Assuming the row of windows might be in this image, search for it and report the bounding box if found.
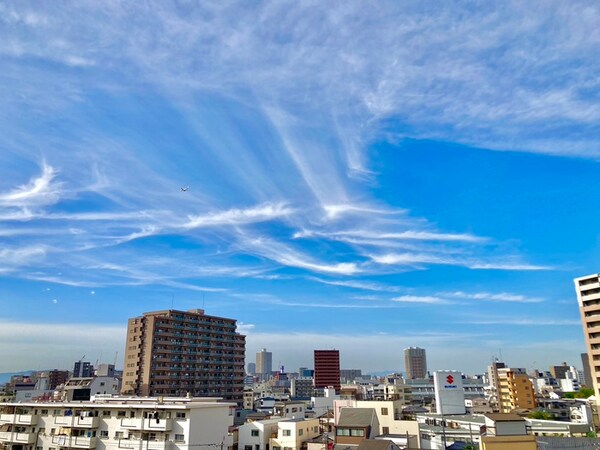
[335,428,365,437]
[23,410,186,419]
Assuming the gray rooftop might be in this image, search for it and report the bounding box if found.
[338,408,377,427]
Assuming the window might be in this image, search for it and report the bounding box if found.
[382,427,389,434]
[273,447,281,450]
[336,429,350,436]
[53,410,61,416]
[245,446,253,450]
[251,430,259,437]
[381,407,388,415]
[103,411,111,416]
[39,428,45,435]
[41,410,49,415]
[298,429,303,436]
[115,432,124,439]
[50,429,56,436]
[175,434,185,443]
[176,412,186,419]
[100,431,109,439]
[282,430,291,436]
[117,411,126,417]
[350,429,364,437]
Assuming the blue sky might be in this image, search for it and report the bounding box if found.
[1,1,599,375]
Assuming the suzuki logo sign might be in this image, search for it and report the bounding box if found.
[443,373,457,389]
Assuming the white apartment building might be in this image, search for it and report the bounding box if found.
[0,396,235,450]
[238,418,281,450]
[269,418,320,450]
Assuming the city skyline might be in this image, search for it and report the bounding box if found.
[1,2,599,373]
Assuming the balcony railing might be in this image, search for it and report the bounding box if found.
[0,431,36,444]
[120,418,173,432]
[52,435,97,449]
[0,414,38,425]
[53,416,99,428]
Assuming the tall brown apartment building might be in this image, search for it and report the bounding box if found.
[314,349,340,393]
[575,273,600,399]
[404,347,427,379]
[122,309,245,404]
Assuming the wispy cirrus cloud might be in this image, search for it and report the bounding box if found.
[238,235,361,275]
[183,203,294,229]
[445,291,543,303]
[296,229,486,243]
[391,295,450,305]
[370,252,549,271]
[459,317,579,326]
[0,163,62,208]
[309,277,401,292]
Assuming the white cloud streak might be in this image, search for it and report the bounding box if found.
[183,203,294,229]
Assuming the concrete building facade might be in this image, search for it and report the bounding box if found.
[0,396,235,450]
[404,347,427,380]
[122,309,245,403]
[497,368,536,413]
[256,349,273,381]
[575,273,600,398]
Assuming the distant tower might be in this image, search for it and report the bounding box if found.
[256,348,273,381]
[73,361,94,378]
[404,347,427,379]
[314,349,340,393]
[247,362,256,375]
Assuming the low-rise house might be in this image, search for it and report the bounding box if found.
[335,408,379,448]
[238,418,281,450]
[269,418,320,450]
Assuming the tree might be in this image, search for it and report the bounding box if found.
[527,410,553,420]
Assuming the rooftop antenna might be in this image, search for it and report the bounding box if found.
[113,352,118,366]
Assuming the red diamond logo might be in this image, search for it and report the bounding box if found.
[446,375,454,384]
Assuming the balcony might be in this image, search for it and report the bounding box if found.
[0,431,37,444]
[120,418,172,432]
[53,416,99,428]
[0,414,38,425]
[52,435,97,449]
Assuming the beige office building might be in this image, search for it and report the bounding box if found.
[575,273,600,399]
[496,368,536,413]
[122,309,245,404]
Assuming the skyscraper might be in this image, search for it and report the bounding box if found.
[122,308,246,404]
[575,273,600,399]
[404,347,427,379]
[256,348,272,380]
[314,349,340,393]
